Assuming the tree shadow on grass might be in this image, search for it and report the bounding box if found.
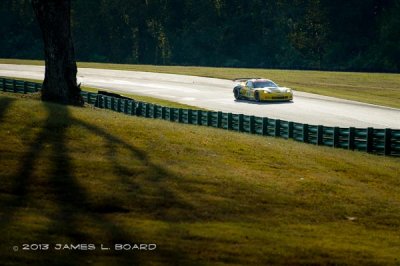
[74,119,196,219]
[0,102,138,265]
[0,97,15,122]
[1,100,194,265]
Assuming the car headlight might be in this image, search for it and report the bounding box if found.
[286,89,292,93]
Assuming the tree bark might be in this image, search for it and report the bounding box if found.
[32,0,83,106]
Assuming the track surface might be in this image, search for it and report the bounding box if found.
[1,64,399,128]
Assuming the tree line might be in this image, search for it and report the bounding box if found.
[1,0,400,72]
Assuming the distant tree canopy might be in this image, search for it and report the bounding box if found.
[1,0,400,72]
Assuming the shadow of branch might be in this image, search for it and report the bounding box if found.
[1,100,194,264]
[0,97,15,122]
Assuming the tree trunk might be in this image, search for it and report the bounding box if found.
[32,0,83,106]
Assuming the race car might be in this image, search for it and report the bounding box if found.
[233,78,293,102]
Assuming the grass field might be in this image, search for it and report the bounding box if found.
[1,92,399,265]
[1,58,400,109]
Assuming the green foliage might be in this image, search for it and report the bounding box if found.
[0,0,42,59]
[1,0,400,71]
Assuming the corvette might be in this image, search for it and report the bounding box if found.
[233,78,293,102]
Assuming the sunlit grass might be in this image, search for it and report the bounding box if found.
[0,92,399,265]
[1,58,400,108]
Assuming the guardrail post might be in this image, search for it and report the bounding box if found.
[217,112,223,128]
[118,98,122,111]
[317,125,323,145]
[103,96,108,108]
[348,127,355,150]
[101,95,108,109]
[124,99,129,114]
[136,102,143,116]
[250,116,255,134]
[275,119,281,137]
[94,94,99,107]
[107,96,111,109]
[366,127,373,153]
[120,99,124,112]
[13,80,16,93]
[161,106,166,119]
[227,113,233,130]
[288,122,294,139]
[145,103,150,117]
[262,117,268,135]
[333,127,339,147]
[188,109,193,124]
[123,99,127,113]
[87,92,92,104]
[34,83,39,92]
[239,114,244,132]
[384,128,392,156]
[206,111,212,126]
[125,98,130,112]
[153,105,158,118]
[118,98,123,112]
[22,81,27,94]
[302,124,309,143]
[178,109,183,122]
[105,96,109,109]
[197,110,202,125]
[110,97,115,110]
[129,100,135,115]
[1,78,5,91]
[99,95,104,108]
[170,108,175,121]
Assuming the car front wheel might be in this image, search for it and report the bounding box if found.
[234,87,241,100]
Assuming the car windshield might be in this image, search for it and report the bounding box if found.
[253,81,278,88]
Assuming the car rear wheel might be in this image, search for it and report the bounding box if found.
[234,87,241,100]
[254,91,260,102]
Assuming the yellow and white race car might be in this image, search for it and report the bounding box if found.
[233,78,293,102]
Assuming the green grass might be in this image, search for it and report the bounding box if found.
[1,92,399,265]
[2,58,400,108]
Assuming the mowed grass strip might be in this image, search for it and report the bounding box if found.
[1,92,399,265]
[2,58,400,108]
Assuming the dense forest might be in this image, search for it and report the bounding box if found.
[1,0,400,72]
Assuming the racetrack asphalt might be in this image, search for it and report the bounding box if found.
[1,64,399,128]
